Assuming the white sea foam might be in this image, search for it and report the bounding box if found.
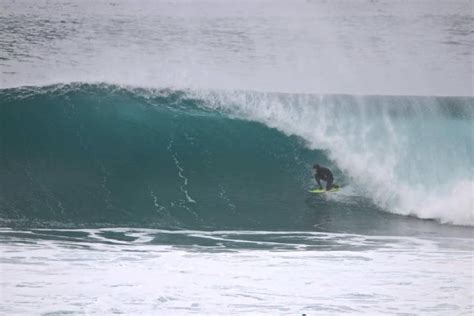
[1,228,472,315]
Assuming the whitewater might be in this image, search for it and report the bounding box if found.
[1,0,473,315]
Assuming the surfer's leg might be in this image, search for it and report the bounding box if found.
[326,177,333,190]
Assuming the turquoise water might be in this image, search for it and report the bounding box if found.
[1,84,473,232]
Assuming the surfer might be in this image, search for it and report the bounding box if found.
[313,164,334,191]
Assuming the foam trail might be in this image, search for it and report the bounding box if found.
[168,140,197,204]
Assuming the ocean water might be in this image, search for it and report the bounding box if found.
[1,0,473,315]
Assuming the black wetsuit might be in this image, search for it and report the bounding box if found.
[315,166,334,190]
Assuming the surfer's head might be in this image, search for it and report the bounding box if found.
[313,164,320,170]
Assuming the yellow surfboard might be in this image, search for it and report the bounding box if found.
[308,186,340,194]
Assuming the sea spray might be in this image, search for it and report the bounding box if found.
[195,90,474,225]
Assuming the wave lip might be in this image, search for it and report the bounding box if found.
[194,89,474,226]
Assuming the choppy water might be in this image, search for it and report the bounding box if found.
[0,0,472,96]
[1,228,473,315]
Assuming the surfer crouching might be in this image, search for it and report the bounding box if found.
[313,164,334,191]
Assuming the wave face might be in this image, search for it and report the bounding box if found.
[0,84,473,229]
